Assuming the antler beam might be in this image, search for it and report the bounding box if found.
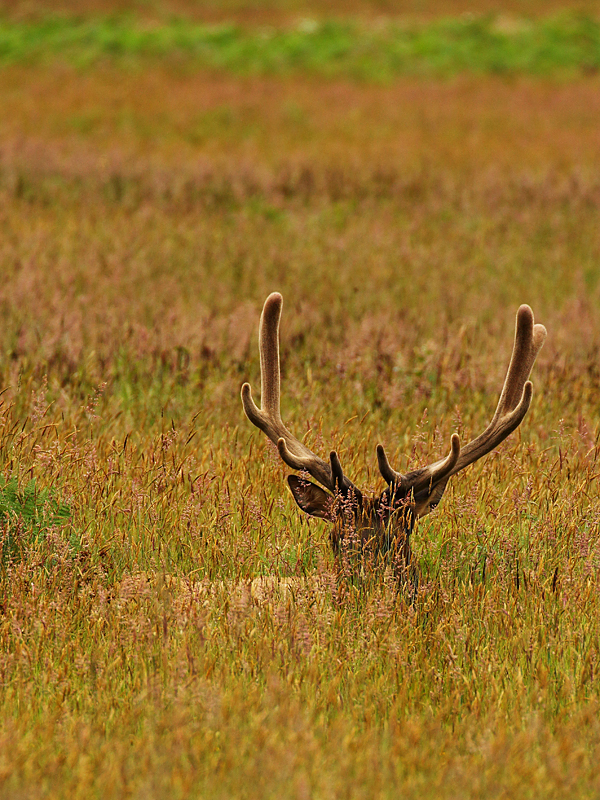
[241,292,357,495]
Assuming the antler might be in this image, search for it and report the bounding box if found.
[377,304,546,504]
[241,292,356,495]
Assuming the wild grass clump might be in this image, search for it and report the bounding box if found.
[0,475,71,565]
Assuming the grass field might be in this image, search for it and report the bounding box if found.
[1,3,600,798]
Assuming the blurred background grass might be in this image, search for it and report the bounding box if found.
[1,13,600,76]
[2,0,600,21]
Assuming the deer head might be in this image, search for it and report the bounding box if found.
[241,293,546,576]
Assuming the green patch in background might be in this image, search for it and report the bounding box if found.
[0,12,600,77]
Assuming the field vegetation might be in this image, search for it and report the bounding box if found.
[1,2,600,797]
[2,13,600,77]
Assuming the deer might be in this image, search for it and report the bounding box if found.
[241,293,546,581]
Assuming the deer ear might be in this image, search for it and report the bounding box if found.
[287,476,334,521]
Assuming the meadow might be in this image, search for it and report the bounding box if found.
[1,2,600,797]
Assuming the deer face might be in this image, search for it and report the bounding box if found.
[290,475,413,563]
[287,470,444,570]
[242,293,546,575]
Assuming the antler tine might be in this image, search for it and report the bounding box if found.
[256,290,282,419]
[241,293,355,494]
[490,304,547,421]
[377,305,546,496]
[447,304,546,476]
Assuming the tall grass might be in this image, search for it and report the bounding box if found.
[0,47,600,799]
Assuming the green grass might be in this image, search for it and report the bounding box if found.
[1,12,600,76]
[0,473,72,564]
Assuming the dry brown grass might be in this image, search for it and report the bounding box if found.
[2,67,600,171]
[1,59,600,798]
